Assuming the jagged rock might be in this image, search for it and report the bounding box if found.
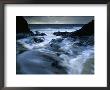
[35,31,46,36]
[16,16,32,34]
[33,37,45,43]
[53,32,70,37]
[35,31,40,35]
[53,20,94,37]
[70,20,94,36]
[40,33,46,36]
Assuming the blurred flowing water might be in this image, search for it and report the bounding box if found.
[16,27,94,74]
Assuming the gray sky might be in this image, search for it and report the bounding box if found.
[24,16,94,24]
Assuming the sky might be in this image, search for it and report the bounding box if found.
[24,16,94,24]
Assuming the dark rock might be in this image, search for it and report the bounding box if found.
[73,36,94,46]
[53,31,70,37]
[35,31,46,36]
[51,61,64,69]
[56,53,61,56]
[16,42,28,54]
[16,33,34,40]
[50,38,63,43]
[50,43,60,50]
[83,36,94,46]
[40,33,46,36]
[53,20,94,37]
[16,16,32,34]
[48,38,64,51]
[35,31,40,35]
[33,37,44,43]
[16,33,28,40]
[70,20,94,36]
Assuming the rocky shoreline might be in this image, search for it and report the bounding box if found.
[16,16,94,74]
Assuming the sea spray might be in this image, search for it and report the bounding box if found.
[17,29,94,74]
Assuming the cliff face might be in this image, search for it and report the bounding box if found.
[71,20,94,36]
[16,16,32,34]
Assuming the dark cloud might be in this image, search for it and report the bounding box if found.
[24,16,94,24]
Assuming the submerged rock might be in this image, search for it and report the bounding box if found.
[33,37,45,43]
[16,42,28,54]
[35,31,46,36]
[49,38,64,51]
[53,31,70,37]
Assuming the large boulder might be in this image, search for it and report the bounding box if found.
[16,16,32,34]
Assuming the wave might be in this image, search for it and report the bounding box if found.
[16,29,94,74]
